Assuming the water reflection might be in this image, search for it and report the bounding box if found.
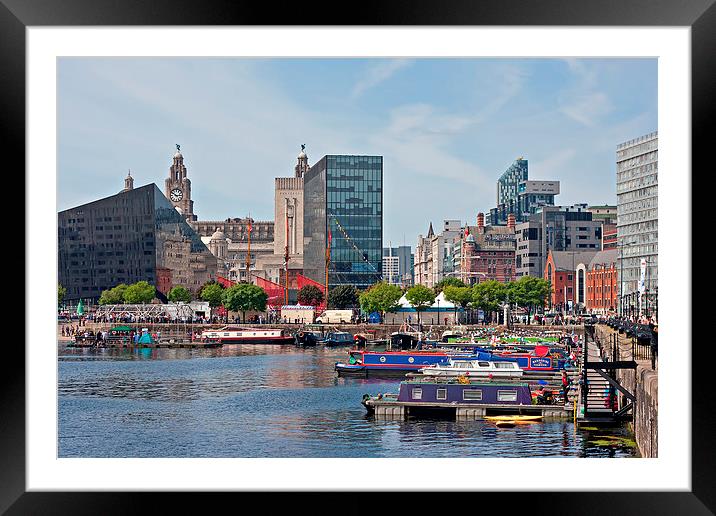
[58,344,637,458]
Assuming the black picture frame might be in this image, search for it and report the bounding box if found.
[2,0,710,514]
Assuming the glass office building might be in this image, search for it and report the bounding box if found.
[303,155,383,290]
[58,184,217,302]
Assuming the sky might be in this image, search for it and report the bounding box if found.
[57,57,657,247]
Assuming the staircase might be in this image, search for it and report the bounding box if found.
[582,339,617,417]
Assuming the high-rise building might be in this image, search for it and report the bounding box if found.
[616,131,658,316]
[489,158,559,225]
[303,155,383,290]
[515,204,602,279]
[382,246,414,286]
[58,183,217,302]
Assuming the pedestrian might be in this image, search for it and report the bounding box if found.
[561,371,570,402]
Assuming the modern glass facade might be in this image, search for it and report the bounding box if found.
[58,184,217,301]
[303,155,383,290]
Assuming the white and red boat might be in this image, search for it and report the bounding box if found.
[200,326,294,344]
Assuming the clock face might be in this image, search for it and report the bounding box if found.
[170,188,183,202]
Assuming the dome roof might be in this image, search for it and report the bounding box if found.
[298,150,307,159]
[173,150,183,159]
[465,233,476,243]
[211,228,225,241]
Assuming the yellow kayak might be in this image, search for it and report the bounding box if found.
[484,415,543,422]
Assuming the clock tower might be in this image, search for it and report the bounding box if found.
[165,144,196,221]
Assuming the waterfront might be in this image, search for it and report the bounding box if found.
[58,343,637,458]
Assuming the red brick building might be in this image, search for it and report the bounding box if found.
[544,250,598,312]
[585,249,618,313]
[461,212,516,285]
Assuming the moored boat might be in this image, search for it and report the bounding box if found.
[200,326,294,344]
[417,357,523,379]
[294,330,323,347]
[335,349,478,377]
[361,379,533,414]
[323,331,354,347]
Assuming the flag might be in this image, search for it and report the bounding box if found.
[247,220,253,233]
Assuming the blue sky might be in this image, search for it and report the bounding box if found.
[58,58,657,246]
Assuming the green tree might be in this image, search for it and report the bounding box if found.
[405,284,435,326]
[222,283,268,323]
[508,276,551,323]
[359,282,402,322]
[433,276,466,294]
[472,280,507,322]
[200,282,225,308]
[443,285,472,324]
[98,283,128,305]
[168,285,192,303]
[123,281,156,304]
[58,284,66,306]
[328,285,359,309]
[297,285,324,307]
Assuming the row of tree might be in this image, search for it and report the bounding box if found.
[354,276,551,324]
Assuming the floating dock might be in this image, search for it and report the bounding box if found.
[366,398,572,420]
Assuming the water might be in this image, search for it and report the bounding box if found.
[58,344,637,458]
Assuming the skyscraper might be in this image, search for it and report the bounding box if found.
[303,155,383,290]
[616,131,658,316]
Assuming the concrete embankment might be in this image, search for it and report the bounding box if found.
[595,324,658,458]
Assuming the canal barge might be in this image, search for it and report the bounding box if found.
[323,331,354,347]
[361,378,570,420]
[335,349,478,377]
[417,357,524,379]
[200,327,294,344]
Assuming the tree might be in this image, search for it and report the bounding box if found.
[405,284,435,326]
[98,283,128,305]
[508,276,551,323]
[123,281,156,304]
[359,282,402,322]
[443,285,472,324]
[433,277,466,294]
[328,285,359,309]
[472,280,507,322]
[200,282,225,308]
[168,285,192,303]
[297,285,324,307]
[222,283,268,323]
[58,284,66,306]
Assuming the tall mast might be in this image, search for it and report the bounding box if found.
[284,201,290,305]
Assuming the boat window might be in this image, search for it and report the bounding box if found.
[494,362,513,369]
[478,361,490,367]
[463,390,482,401]
[412,388,423,400]
[497,390,518,402]
[436,388,447,400]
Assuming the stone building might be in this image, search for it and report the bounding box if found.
[164,145,196,222]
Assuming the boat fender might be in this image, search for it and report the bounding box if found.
[362,394,371,402]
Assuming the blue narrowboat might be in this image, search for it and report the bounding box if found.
[335,349,485,377]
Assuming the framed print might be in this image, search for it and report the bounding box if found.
[3,0,713,513]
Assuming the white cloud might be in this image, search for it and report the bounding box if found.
[560,92,613,126]
[351,59,413,99]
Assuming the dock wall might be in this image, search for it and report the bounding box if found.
[595,325,658,458]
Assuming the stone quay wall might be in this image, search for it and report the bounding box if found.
[595,324,658,458]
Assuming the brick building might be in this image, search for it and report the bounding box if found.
[544,250,598,313]
[585,249,618,314]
